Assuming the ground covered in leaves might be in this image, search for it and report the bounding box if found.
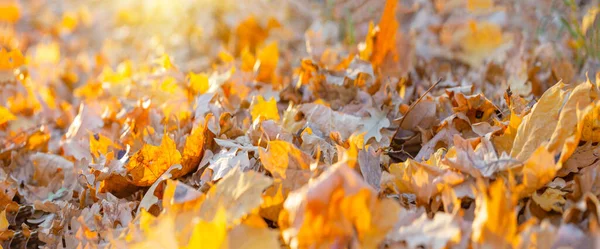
[1,0,600,248]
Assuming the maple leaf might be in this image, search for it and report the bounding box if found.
[184,208,229,249]
[532,188,567,213]
[178,123,212,179]
[199,167,273,223]
[255,42,279,84]
[511,82,569,161]
[515,146,558,198]
[251,96,280,121]
[188,72,209,95]
[0,48,24,70]
[369,0,399,67]
[0,2,19,23]
[279,160,400,248]
[389,150,464,203]
[0,106,16,125]
[386,213,461,249]
[258,141,313,221]
[472,178,517,248]
[126,134,182,186]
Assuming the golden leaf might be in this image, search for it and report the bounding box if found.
[467,0,493,12]
[259,141,313,221]
[532,188,567,213]
[228,224,280,249]
[280,161,399,248]
[176,123,212,179]
[492,113,522,155]
[0,106,16,125]
[126,134,182,186]
[200,167,273,223]
[235,16,272,54]
[184,208,228,249]
[581,101,600,142]
[472,178,517,248]
[547,81,598,154]
[0,2,19,23]
[511,82,568,161]
[188,72,209,95]
[515,146,558,198]
[389,159,464,203]
[370,0,399,67]
[0,48,24,70]
[251,96,279,121]
[255,42,279,84]
[0,210,8,232]
[89,132,120,157]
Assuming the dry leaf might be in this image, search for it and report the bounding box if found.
[126,134,182,186]
[386,213,461,249]
[280,161,400,248]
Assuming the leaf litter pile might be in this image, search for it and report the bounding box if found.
[1,0,600,248]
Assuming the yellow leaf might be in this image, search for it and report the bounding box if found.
[0,48,24,70]
[370,0,399,66]
[178,123,211,179]
[218,51,234,64]
[229,224,280,249]
[241,48,256,72]
[89,132,120,157]
[467,0,493,12]
[389,159,464,203]
[0,210,8,232]
[30,42,61,65]
[251,96,279,121]
[463,20,504,53]
[259,141,312,221]
[59,11,78,33]
[0,2,19,23]
[492,113,522,155]
[199,167,272,223]
[255,42,278,84]
[159,54,174,70]
[0,106,16,125]
[516,147,558,198]
[188,72,209,95]
[280,161,399,248]
[126,134,182,186]
[511,82,568,161]
[532,188,567,212]
[472,178,517,248]
[581,101,600,142]
[185,208,228,249]
[359,22,375,61]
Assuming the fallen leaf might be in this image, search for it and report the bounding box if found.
[200,166,272,223]
[532,188,567,213]
[386,212,461,249]
[126,134,182,186]
[251,96,280,122]
[280,160,400,248]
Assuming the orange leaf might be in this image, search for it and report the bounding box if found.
[177,122,213,178]
[255,42,278,84]
[0,2,19,23]
[126,134,182,186]
[370,0,399,67]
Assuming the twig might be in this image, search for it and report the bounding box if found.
[394,78,443,130]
